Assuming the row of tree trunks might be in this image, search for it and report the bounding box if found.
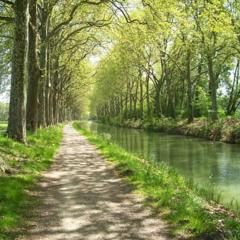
[7,0,69,143]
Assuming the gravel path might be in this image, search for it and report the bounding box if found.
[19,125,174,240]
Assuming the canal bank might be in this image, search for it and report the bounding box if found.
[74,122,240,240]
[81,120,240,209]
[102,117,240,144]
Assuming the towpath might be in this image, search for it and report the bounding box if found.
[19,125,173,240]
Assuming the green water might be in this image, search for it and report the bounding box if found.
[83,121,240,206]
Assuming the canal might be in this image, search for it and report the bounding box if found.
[83,121,240,206]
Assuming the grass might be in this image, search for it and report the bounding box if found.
[0,122,7,132]
[73,121,240,240]
[0,125,63,239]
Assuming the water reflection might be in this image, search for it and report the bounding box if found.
[82,121,240,206]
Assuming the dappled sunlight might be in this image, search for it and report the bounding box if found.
[19,125,172,240]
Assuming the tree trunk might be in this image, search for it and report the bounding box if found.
[8,0,29,143]
[53,93,58,123]
[49,85,53,125]
[154,82,161,116]
[139,75,144,119]
[187,49,194,123]
[52,58,59,124]
[146,74,150,116]
[129,93,133,117]
[27,0,40,132]
[133,79,139,119]
[38,2,48,127]
[207,53,218,121]
[125,80,129,118]
[45,43,51,125]
[226,61,240,116]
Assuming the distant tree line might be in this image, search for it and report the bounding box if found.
[92,0,240,124]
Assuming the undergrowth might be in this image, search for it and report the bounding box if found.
[0,125,63,239]
[73,121,240,240]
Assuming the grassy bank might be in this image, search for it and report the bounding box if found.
[0,122,7,132]
[73,121,240,240]
[0,125,63,239]
[103,117,240,144]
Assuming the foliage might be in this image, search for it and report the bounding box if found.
[90,0,240,122]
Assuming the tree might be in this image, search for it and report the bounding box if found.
[7,0,29,143]
[26,0,40,132]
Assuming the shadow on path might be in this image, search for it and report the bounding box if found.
[18,125,174,240]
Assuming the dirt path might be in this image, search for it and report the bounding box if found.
[19,125,174,240]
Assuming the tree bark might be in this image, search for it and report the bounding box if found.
[207,53,218,121]
[27,0,40,132]
[139,76,144,119]
[52,58,59,124]
[133,79,139,119]
[146,74,150,116]
[187,49,194,123]
[154,82,161,116]
[45,44,51,125]
[38,2,48,127]
[8,0,29,143]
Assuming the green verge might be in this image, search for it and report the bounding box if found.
[0,123,7,132]
[73,121,240,240]
[0,125,63,239]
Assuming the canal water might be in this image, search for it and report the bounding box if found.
[82,121,240,206]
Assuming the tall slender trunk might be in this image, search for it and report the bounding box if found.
[139,75,144,119]
[154,82,161,116]
[146,74,150,116]
[49,86,53,125]
[125,80,129,118]
[27,0,40,132]
[134,79,139,119]
[187,49,194,123]
[129,93,133,117]
[52,58,59,124]
[8,0,29,143]
[45,43,51,125]
[38,3,48,127]
[226,61,240,116]
[207,53,218,121]
[53,93,58,123]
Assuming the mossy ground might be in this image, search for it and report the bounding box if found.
[73,122,240,240]
[0,125,63,239]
